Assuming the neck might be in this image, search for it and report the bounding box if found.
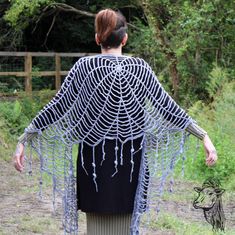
[101,46,122,55]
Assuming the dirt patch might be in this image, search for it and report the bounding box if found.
[0,158,234,235]
[0,157,87,235]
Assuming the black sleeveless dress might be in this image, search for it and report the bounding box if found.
[76,136,145,213]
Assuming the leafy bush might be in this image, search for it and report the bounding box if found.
[0,101,28,135]
[206,64,229,99]
[175,81,235,188]
[0,90,55,138]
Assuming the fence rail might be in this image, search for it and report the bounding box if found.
[0,51,97,93]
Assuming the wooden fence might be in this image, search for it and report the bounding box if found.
[0,51,96,94]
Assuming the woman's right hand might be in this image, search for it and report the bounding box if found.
[13,143,25,172]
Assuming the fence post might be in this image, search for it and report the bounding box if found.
[24,52,32,94]
[55,53,61,91]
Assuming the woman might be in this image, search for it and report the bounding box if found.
[14,9,217,235]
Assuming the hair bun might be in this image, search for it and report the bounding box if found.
[95,9,127,48]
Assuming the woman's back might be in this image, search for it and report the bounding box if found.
[13,9,217,235]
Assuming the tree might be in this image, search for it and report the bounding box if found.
[2,0,235,104]
[3,0,140,51]
[131,0,235,103]
[140,0,181,99]
[0,0,24,50]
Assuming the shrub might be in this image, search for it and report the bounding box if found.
[175,82,235,188]
[0,90,55,138]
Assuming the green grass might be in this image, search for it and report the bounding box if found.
[4,215,62,235]
[141,211,234,235]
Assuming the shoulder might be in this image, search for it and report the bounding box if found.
[125,57,155,76]
[124,56,152,69]
[74,56,91,66]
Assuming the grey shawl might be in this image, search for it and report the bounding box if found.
[18,54,196,234]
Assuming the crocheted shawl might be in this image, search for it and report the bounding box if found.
[22,54,193,234]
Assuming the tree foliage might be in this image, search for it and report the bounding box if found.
[4,0,55,28]
[2,0,140,51]
[130,0,235,103]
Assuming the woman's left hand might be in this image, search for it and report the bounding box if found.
[13,143,25,172]
[203,135,218,166]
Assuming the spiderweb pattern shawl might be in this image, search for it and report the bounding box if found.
[22,54,193,234]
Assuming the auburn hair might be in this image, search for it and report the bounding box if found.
[95,9,127,48]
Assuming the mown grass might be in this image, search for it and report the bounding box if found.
[142,211,234,235]
[0,215,62,235]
